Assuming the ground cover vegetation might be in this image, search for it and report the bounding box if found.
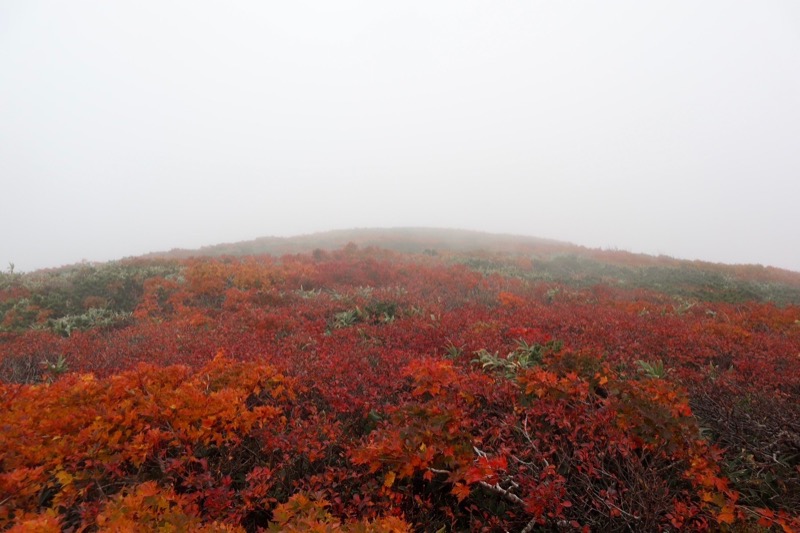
[1,241,799,531]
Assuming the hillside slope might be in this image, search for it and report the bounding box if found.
[2,238,800,531]
[141,227,800,305]
[143,227,574,257]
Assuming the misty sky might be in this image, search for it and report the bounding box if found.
[2,1,799,273]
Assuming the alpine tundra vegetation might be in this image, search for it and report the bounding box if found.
[1,231,799,531]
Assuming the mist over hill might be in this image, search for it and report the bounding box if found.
[135,227,800,306]
[141,228,572,258]
[9,227,800,305]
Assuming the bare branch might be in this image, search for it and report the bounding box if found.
[478,480,525,505]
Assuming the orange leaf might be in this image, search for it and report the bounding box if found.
[451,482,471,503]
[717,505,735,524]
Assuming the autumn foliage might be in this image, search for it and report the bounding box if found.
[1,245,799,531]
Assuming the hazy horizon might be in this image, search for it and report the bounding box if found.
[2,1,799,273]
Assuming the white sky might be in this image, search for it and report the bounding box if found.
[1,1,799,272]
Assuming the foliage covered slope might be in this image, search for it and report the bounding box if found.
[1,242,799,531]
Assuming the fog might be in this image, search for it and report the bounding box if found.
[2,1,799,273]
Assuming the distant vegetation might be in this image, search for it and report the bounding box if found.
[144,228,800,305]
[457,253,800,306]
[1,229,799,531]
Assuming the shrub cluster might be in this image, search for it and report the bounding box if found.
[1,249,798,530]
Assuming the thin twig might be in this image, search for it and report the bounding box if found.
[520,517,538,533]
[478,481,525,505]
